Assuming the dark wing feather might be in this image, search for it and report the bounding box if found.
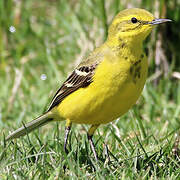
[47,64,97,111]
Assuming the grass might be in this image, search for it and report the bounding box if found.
[0,0,180,179]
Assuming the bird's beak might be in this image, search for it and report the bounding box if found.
[149,18,172,25]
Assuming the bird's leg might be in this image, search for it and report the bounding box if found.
[88,135,98,161]
[87,124,99,161]
[104,143,110,162]
[64,119,72,154]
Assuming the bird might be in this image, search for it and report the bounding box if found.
[6,8,171,160]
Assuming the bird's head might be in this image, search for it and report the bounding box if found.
[108,8,171,44]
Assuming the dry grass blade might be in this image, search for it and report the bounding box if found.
[8,68,23,112]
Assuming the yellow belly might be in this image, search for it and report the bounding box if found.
[55,56,148,125]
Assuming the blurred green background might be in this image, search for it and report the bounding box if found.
[0,0,180,179]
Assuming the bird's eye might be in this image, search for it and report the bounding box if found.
[131,17,138,23]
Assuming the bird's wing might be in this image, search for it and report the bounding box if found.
[6,64,98,141]
[47,63,98,111]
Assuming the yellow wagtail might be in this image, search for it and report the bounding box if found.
[6,8,171,160]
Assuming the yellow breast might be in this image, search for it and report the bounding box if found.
[54,52,148,125]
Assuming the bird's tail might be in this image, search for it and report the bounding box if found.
[6,112,53,141]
